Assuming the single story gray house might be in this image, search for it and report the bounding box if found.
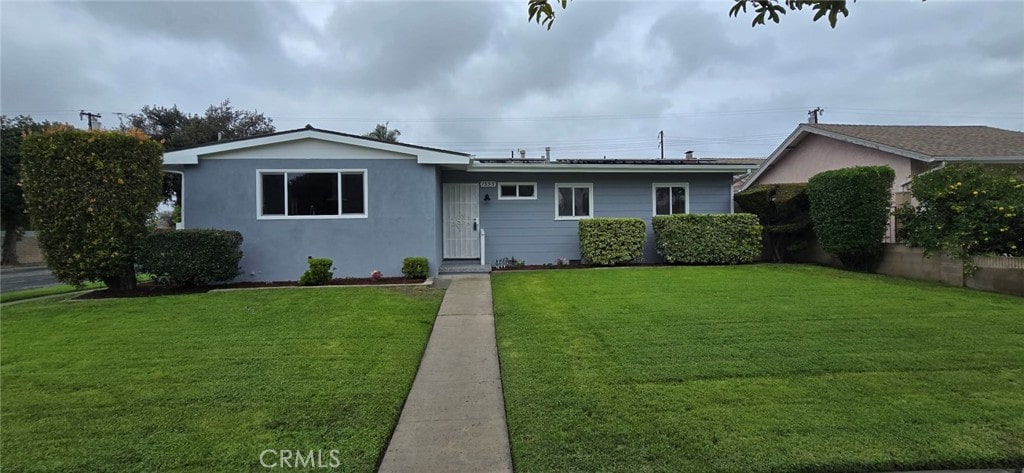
[163,126,760,281]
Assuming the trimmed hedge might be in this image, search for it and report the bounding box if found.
[137,229,243,287]
[653,214,761,264]
[21,127,164,289]
[578,218,646,265]
[299,257,334,286]
[806,166,894,268]
[402,257,430,278]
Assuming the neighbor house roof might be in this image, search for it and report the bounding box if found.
[741,123,1024,191]
[807,124,1024,159]
[163,125,472,166]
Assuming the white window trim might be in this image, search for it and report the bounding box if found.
[497,182,538,200]
[652,182,690,216]
[554,183,594,220]
[256,169,368,220]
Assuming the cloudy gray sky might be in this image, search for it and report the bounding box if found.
[2,0,1023,158]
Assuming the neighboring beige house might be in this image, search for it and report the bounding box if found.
[742,123,1024,205]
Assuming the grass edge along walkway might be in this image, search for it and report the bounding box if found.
[1,286,443,472]
[493,264,1024,473]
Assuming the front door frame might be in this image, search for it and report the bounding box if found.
[442,183,481,259]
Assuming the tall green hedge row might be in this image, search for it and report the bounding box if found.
[578,218,646,265]
[806,165,894,268]
[137,229,243,287]
[652,214,761,264]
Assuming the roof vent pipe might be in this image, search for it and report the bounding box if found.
[545,147,551,161]
[519,149,526,159]
[685,150,694,160]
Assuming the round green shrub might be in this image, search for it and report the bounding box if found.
[402,257,429,278]
[299,257,334,286]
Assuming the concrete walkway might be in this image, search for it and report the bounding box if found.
[379,274,513,473]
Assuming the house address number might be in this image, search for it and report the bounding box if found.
[480,181,497,188]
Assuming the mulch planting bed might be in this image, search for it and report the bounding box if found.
[77,277,427,300]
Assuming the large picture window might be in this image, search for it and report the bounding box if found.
[259,170,366,219]
[653,183,688,216]
[555,183,593,219]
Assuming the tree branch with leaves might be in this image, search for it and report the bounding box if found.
[528,0,853,29]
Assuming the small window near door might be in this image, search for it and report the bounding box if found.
[653,183,688,215]
[498,182,537,200]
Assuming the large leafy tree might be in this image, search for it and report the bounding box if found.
[126,99,275,201]
[364,122,401,143]
[528,0,851,29]
[896,164,1024,274]
[1,115,50,264]
[20,127,164,290]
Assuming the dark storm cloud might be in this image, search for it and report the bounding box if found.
[313,1,504,93]
[70,1,299,54]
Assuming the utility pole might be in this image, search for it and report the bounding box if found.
[807,107,824,124]
[658,130,664,159]
[79,110,102,130]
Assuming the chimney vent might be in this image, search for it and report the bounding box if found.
[518,149,526,159]
[685,150,694,161]
[545,146,551,161]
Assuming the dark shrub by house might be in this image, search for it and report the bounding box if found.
[806,166,895,269]
[299,257,334,286]
[734,183,813,262]
[137,229,243,287]
[578,218,646,265]
[653,214,761,264]
[402,257,429,278]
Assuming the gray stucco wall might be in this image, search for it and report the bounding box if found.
[183,156,440,281]
[440,170,735,266]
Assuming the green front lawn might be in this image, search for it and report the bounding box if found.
[1,286,442,472]
[493,265,1024,472]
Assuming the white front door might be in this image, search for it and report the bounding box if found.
[442,183,480,259]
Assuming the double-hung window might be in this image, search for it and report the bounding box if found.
[259,170,367,219]
[653,183,688,215]
[555,183,593,219]
[498,182,537,200]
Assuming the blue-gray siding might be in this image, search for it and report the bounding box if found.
[440,171,734,266]
[183,158,440,281]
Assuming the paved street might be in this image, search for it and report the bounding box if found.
[0,266,59,293]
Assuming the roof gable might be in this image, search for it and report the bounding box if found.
[163,125,471,165]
